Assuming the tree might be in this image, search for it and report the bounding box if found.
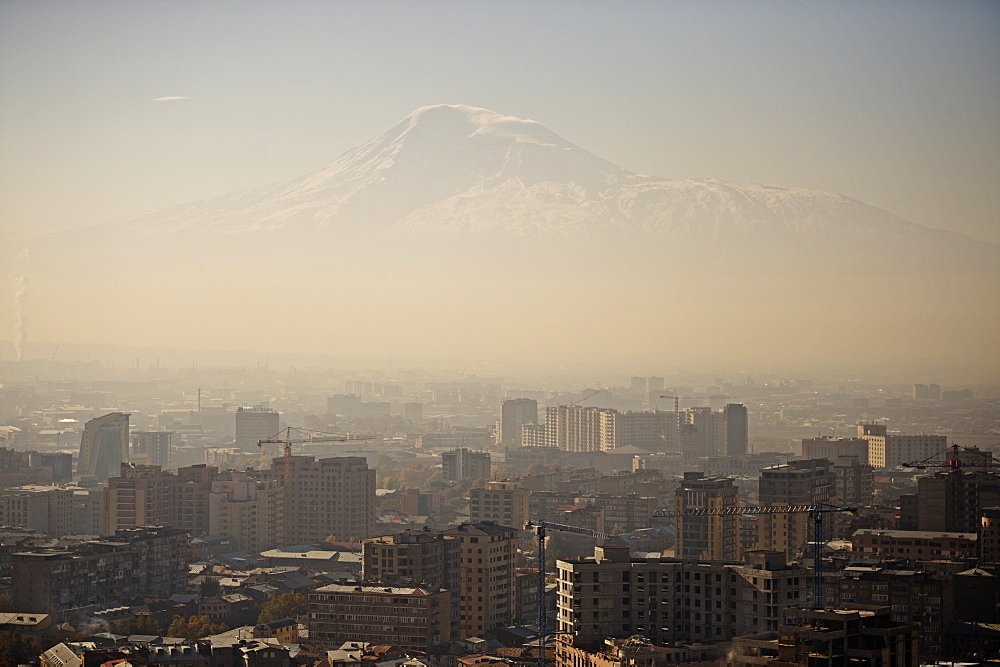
[200,576,221,598]
[257,593,307,624]
[166,615,228,639]
[108,614,162,636]
[0,632,33,667]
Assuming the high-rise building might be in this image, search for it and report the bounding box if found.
[209,473,278,553]
[858,423,947,468]
[499,398,538,446]
[445,522,517,639]
[441,448,491,481]
[546,405,604,453]
[599,411,673,452]
[271,455,375,544]
[674,472,740,561]
[105,463,217,536]
[757,459,835,558]
[684,407,727,458]
[78,412,130,482]
[130,431,173,468]
[917,470,1000,533]
[235,406,279,450]
[724,404,749,456]
[629,377,648,395]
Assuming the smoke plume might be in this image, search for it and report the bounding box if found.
[13,249,27,362]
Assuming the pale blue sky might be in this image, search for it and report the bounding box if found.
[2,0,998,241]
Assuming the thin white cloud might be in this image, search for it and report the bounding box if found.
[150,96,193,102]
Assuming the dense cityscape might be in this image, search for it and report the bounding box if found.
[0,360,997,666]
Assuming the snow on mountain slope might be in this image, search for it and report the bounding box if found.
[105,104,994,260]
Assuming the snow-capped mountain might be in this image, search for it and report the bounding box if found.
[96,103,994,268]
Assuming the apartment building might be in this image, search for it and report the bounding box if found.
[556,545,809,649]
[757,460,835,559]
[441,448,491,482]
[12,526,188,616]
[858,423,947,468]
[0,485,73,535]
[469,481,529,527]
[308,584,451,651]
[674,473,740,561]
[731,606,919,667]
[446,522,517,639]
[271,455,375,544]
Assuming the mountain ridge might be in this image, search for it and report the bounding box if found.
[86,104,994,260]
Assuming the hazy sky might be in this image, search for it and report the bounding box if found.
[1,0,998,242]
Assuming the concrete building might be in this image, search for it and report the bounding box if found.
[104,463,216,536]
[0,485,73,535]
[235,406,279,451]
[980,507,1000,563]
[757,459,835,558]
[724,404,749,457]
[12,526,188,616]
[271,455,376,544]
[308,584,452,650]
[547,405,604,453]
[674,472,740,561]
[850,528,977,560]
[801,436,869,465]
[826,565,950,658]
[731,606,919,667]
[858,423,947,468]
[469,481,529,527]
[499,399,538,446]
[599,411,672,452]
[441,448,491,482]
[78,412,130,482]
[684,408,727,458]
[445,521,517,639]
[130,431,173,468]
[831,457,874,506]
[555,545,810,648]
[917,470,1000,533]
[209,473,278,553]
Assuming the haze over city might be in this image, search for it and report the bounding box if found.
[4,4,1000,665]
[1,1,998,380]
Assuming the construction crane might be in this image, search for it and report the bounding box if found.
[258,427,376,545]
[903,443,997,470]
[524,520,611,667]
[569,389,605,406]
[653,503,856,609]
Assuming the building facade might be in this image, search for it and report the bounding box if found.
[757,459,835,558]
[12,526,188,616]
[78,412,130,482]
[308,584,452,651]
[555,545,809,649]
[674,472,740,561]
[235,406,279,451]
